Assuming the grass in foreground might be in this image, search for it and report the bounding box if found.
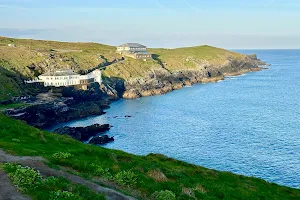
[0,114,299,200]
[1,163,105,200]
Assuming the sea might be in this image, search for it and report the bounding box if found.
[50,50,300,188]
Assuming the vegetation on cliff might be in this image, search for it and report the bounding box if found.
[0,36,260,101]
[0,113,299,199]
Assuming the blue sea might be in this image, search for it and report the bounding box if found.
[52,50,300,188]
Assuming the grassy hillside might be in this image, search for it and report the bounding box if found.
[0,36,117,75]
[0,60,23,101]
[150,46,244,70]
[101,46,246,80]
[0,113,299,200]
[0,36,250,101]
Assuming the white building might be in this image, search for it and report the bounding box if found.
[117,43,152,59]
[26,69,102,87]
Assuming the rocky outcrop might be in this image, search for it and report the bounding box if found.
[89,135,114,145]
[247,54,268,66]
[122,56,265,99]
[4,101,105,128]
[54,124,111,141]
[3,82,115,128]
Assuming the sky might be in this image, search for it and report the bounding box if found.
[0,0,300,49]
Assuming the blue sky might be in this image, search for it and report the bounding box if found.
[0,0,300,49]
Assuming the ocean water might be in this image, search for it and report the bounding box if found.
[52,50,300,188]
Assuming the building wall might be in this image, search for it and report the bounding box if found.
[38,70,102,87]
[135,54,152,59]
[129,47,147,52]
[80,78,94,84]
[117,46,147,53]
[39,75,79,87]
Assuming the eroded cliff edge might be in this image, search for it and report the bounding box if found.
[119,55,266,99]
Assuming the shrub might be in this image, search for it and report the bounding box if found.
[114,170,138,187]
[90,163,112,180]
[151,190,176,200]
[7,164,42,191]
[2,162,18,172]
[49,190,79,200]
[12,138,21,143]
[52,152,72,159]
[44,176,61,187]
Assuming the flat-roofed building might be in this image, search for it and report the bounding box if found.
[26,69,102,88]
[117,43,152,60]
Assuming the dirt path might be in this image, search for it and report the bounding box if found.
[0,149,136,200]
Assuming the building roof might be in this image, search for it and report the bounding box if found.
[118,43,146,48]
[39,69,79,77]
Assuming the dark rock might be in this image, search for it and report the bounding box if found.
[54,124,110,141]
[125,115,132,118]
[89,135,114,145]
[4,101,105,128]
[122,55,268,99]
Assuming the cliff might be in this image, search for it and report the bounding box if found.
[0,37,266,102]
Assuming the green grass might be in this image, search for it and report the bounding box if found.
[150,45,245,70]
[0,103,28,111]
[0,113,299,200]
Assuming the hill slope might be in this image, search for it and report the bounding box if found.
[0,113,299,200]
[0,36,263,101]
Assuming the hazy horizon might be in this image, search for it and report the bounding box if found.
[1,0,300,49]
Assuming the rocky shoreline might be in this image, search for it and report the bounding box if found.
[122,55,267,99]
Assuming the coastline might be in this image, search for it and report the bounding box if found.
[3,66,266,129]
[123,67,264,99]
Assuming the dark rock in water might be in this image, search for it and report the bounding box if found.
[125,115,132,118]
[54,124,110,141]
[89,135,114,145]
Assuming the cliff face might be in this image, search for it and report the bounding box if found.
[121,56,264,98]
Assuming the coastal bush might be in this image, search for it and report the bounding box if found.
[91,164,112,180]
[44,176,61,187]
[12,138,21,143]
[151,190,176,200]
[4,163,42,190]
[114,170,138,187]
[49,190,78,200]
[52,152,72,159]
[2,163,105,200]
